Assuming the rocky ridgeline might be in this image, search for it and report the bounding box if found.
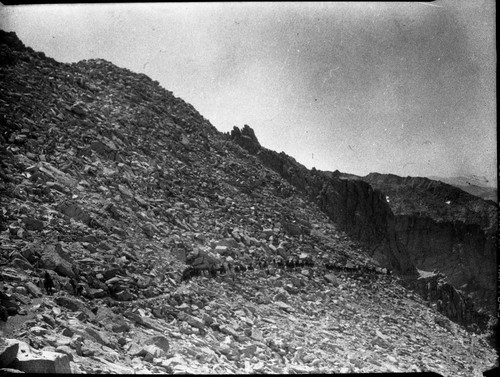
[230,125,494,331]
[230,127,415,274]
[0,30,497,375]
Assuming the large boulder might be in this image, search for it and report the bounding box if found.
[57,202,92,226]
[144,335,170,354]
[95,306,130,332]
[177,311,205,330]
[54,296,95,320]
[324,273,339,287]
[23,281,43,298]
[8,340,71,373]
[11,257,33,270]
[21,217,44,231]
[185,250,220,276]
[113,289,134,301]
[39,244,75,278]
[0,339,19,368]
[124,311,163,332]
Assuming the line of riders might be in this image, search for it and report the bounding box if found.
[2,255,392,323]
[182,253,392,282]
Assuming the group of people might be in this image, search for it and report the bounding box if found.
[181,253,317,282]
[181,251,395,284]
[324,261,392,276]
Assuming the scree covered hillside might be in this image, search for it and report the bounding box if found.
[0,31,497,375]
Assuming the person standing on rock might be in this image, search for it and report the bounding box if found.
[0,285,20,328]
[44,270,54,295]
[70,278,79,296]
[0,284,8,336]
[0,304,7,336]
[76,282,84,296]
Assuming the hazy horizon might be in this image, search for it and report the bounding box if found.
[0,1,496,187]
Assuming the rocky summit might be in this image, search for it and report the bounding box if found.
[0,30,497,375]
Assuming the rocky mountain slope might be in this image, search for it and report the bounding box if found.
[0,30,497,375]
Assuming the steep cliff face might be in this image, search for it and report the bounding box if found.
[231,127,417,276]
[395,215,496,313]
[316,178,411,274]
[363,173,497,315]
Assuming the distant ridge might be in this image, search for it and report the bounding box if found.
[429,175,496,188]
[333,171,498,203]
[428,176,497,202]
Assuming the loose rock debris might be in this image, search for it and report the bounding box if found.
[0,30,497,375]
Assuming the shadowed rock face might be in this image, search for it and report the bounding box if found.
[395,215,496,313]
[362,173,497,315]
[315,178,412,274]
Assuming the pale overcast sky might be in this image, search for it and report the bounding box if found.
[0,1,496,186]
